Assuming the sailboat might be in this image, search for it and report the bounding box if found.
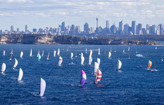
[98,48,100,55]
[57,48,60,56]
[88,56,92,65]
[42,50,44,57]
[95,68,102,84]
[80,70,86,86]
[1,63,6,75]
[108,51,111,58]
[89,50,93,57]
[9,48,13,60]
[155,47,157,50]
[13,58,18,69]
[128,47,130,51]
[117,59,122,72]
[47,52,50,60]
[30,49,32,57]
[54,50,56,57]
[147,60,152,70]
[58,56,63,66]
[38,53,41,61]
[94,62,99,75]
[39,78,46,97]
[3,50,5,56]
[18,68,23,81]
[97,58,100,65]
[20,51,23,59]
[161,56,163,62]
[123,50,125,54]
[71,52,73,60]
[37,50,40,57]
[81,53,85,65]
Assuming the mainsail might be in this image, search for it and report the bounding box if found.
[30,49,32,57]
[18,68,23,81]
[80,70,86,85]
[54,50,56,57]
[13,58,18,69]
[20,51,23,59]
[57,48,60,56]
[38,53,41,61]
[98,48,100,55]
[58,56,63,66]
[95,68,102,84]
[1,63,6,74]
[42,50,44,57]
[108,52,111,58]
[94,62,99,75]
[97,58,100,65]
[117,59,122,71]
[39,78,46,97]
[3,50,5,56]
[71,52,73,59]
[47,52,50,60]
[147,60,152,70]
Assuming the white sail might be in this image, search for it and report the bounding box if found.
[123,50,125,54]
[57,48,60,56]
[71,52,73,59]
[94,62,99,75]
[1,63,6,73]
[54,50,56,57]
[47,53,50,60]
[30,49,32,57]
[85,48,87,54]
[58,56,63,66]
[128,47,130,51]
[81,56,85,65]
[89,50,93,57]
[13,58,18,69]
[117,59,122,70]
[18,68,23,81]
[88,56,92,65]
[39,78,46,97]
[98,48,100,55]
[42,50,44,57]
[108,52,111,58]
[3,50,5,56]
[20,51,23,58]
[97,58,100,65]
[10,49,13,60]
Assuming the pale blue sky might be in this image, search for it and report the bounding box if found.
[0,0,164,31]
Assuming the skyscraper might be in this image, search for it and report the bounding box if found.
[124,24,129,35]
[119,21,123,35]
[96,18,98,28]
[132,21,136,35]
[84,22,89,33]
[106,20,109,29]
[25,25,28,32]
[137,23,142,35]
[10,25,14,32]
[61,22,65,31]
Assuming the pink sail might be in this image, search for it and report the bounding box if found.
[80,70,86,85]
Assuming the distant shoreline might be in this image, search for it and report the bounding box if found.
[0,34,162,45]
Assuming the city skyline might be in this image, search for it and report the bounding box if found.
[0,0,164,30]
[1,19,163,36]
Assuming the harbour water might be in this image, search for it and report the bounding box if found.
[0,44,164,105]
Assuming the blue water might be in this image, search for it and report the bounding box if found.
[0,45,164,105]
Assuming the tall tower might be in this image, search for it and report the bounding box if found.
[96,18,98,28]
[132,21,136,35]
[25,25,28,32]
[106,20,109,29]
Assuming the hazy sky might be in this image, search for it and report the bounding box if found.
[0,0,164,31]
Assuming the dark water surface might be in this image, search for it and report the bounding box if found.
[0,45,164,105]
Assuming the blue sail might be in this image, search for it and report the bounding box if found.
[38,53,41,61]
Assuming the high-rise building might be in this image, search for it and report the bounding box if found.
[124,24,129,35]
[61,22,65,31]
[84,23,89,33]
[90,27,94,33]
[106,20,109,29]
[132,21,136,35]
[10,25,14,32]
[137,23,142,35]
[119,21,123,35]
[25,25,28,32]
[159,24,163,35]
[110,25,117,35]
[70,24,76,34]
[17,28,19,32]
[96,18,98,28]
